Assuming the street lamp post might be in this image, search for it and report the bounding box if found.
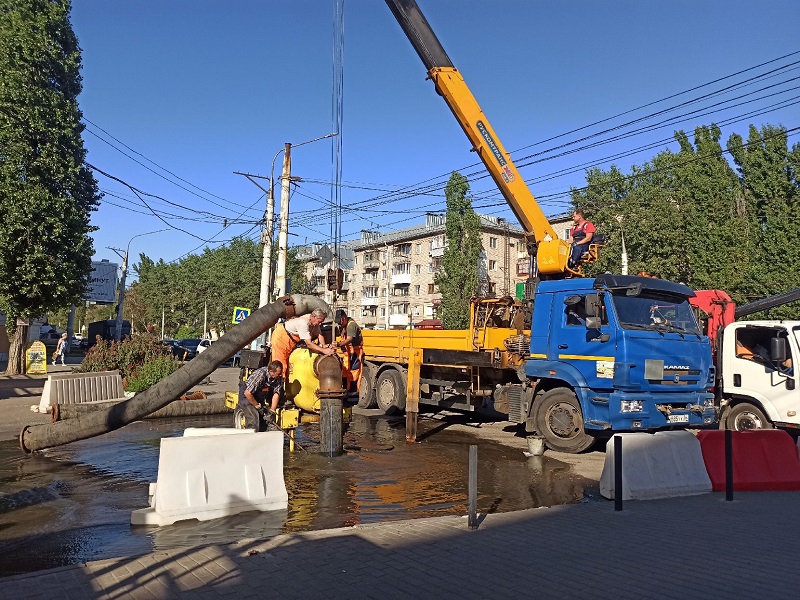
[113,229,167,342]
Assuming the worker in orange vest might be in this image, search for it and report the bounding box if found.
[335,309,364,397]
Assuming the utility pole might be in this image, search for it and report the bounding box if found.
[114,252,129,342]
[275,143,292,298]
[110,229,166,342]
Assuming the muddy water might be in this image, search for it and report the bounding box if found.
[0,413,598,577]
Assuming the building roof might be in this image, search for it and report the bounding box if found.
[355,213,525,250]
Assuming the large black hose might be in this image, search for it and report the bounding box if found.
[20,295,331,452]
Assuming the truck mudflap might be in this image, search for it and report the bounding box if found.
[579,389,716,431]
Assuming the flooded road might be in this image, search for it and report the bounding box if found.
[0,413,600,577]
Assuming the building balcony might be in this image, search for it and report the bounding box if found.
[429,246,444,258]
[361,297,379,307]
[391,273,411,285]
[389,313,409,327]
[363,260,381,270]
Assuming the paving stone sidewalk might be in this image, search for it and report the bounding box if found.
[1,490,797,599]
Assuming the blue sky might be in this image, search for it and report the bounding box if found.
[70,0,800,270]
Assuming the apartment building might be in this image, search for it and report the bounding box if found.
[296,212,573,329]
[344,213,573,329]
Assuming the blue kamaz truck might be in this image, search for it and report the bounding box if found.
[361,274,716,453]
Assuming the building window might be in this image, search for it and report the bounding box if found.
[489,236,497,249]
[414,285,420,295]
[415,264,421,275]
[489,260,497,271]
[380,308,385,317]
[381,270,387,279]
[416,243,421,254]
[428,283,436,294]
[354,256,358,264]
[392,263,410,275]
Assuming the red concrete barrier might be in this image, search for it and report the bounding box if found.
[697,429,800,491]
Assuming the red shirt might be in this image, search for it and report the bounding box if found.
[572,221,595,243]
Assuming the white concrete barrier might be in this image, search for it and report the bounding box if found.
[182,427,254,437]
[131,430,287,526]
[38,370,125,412]
[600,431,712,501]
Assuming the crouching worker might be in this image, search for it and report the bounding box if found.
[238,360,285,431]
[335,309,364,397]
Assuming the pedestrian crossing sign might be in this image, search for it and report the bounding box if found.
[232,306,251,324]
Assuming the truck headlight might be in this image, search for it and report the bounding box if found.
[621,400,644,413]
[704,398,715,409]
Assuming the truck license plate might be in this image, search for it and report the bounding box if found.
[667,414,689,423]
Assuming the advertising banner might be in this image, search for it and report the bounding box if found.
[87,260,119,304]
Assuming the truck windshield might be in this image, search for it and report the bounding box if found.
[610,292,701,336]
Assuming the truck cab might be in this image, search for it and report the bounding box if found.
[718,320,799,431]
[523,275,716,451]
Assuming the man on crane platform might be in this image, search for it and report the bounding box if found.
[568,208,595,269]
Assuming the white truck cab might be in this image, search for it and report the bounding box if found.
[719,320,800,431]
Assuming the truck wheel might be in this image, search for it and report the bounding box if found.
[535,388,595,453]
[357,363,377,408]
[376,369,406,415]
[727,402,773,431]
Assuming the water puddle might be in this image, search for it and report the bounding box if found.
[0,413,598,576]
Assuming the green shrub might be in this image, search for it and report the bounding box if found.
[125,355,180,393]
[80,333,179,390]
[175,325,200,339]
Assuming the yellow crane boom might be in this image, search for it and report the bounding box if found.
[385,0,571,276]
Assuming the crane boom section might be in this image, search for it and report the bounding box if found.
[430,68,566,257]
[386,0,569,275]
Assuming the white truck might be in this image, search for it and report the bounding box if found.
[716,320,799,432]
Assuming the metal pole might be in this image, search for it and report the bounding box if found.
[614,435,623,511]
[384,244,390,329]
[113,229,166,342]
[468,445,478,529]
[114,250,129,342]
[161,304,165,340]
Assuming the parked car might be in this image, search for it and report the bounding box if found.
[159,339,197,360]
[175,338,201,360]
[197,339,213,354]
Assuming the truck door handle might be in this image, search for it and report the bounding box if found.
[558,344,568,349]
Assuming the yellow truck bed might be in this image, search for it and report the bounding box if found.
[362,327,525,364]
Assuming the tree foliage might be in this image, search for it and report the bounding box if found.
[573,122,800,317]
[436,172,482,329]
[130,237,261,338]
[0,0,99,373]
[126,237,311,337]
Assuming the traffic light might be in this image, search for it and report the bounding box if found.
[327,268,344,292]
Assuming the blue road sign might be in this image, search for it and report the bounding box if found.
[232,306,251,324]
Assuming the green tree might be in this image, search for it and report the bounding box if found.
[287,246,314,295]
[728,124,800,316]
[0,0,100,373]
[574,124,757,299]
[436,172,482,329]
[131,237,261,338]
